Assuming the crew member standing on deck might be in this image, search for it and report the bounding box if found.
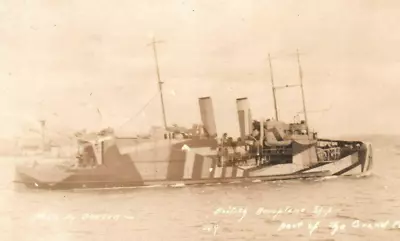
[81,142,96,167]
[218,133,229,166]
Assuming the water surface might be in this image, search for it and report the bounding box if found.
[0,145,398,241]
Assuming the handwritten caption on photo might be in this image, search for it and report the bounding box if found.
[32,212,135,222]
[277,219,400,236]
[203,206,400,236]
[213,205,333,222]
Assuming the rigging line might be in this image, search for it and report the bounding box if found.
[116,91,161,131]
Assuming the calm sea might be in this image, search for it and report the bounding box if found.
[0,142,399,241]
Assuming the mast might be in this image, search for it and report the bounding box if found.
[150,36,168,129]
[296,49,308,126]
[268,50,309,131]
[39,120,46,151]
[268,53,279,121]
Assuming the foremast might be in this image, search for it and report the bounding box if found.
[149,36,168,130]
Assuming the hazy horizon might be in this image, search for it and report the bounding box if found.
[1,0,399,139]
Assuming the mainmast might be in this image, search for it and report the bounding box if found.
[267,50,310,132]
[296,49,309,128]
[268,53,279,121]
[150,36,168,129]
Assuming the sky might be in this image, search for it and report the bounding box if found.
[0,0,399,139]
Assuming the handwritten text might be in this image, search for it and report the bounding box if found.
[32,212,135,222]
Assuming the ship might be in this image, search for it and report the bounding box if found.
[13,47,373,190]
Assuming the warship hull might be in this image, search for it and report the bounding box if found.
[14,137,373,190]
[14,93,374,190]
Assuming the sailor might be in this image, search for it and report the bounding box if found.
[226,137,234,149]
[81,143,96,168]
[221,133,228,146]
[252,129,260,139]
[254,140,260,165]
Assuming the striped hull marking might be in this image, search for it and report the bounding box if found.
[249,164,299,177]
[191,154,203,180]
[236,168,245,177]
[224,167,233,178]
[191,156,246,180]
[186,153,217,180]
[360,142,372,173]
[303,158,356,175]
[183,150,196,179]
[231,166,238,178]
[208,158,217,178]
[365,143,373,171]
[212,166,242,179]
[201,157,213,179]
[166,149,185,181]
[333,161,361,176]
[166,139,218,181]
[214,166,223,178]
[168,143,249,181]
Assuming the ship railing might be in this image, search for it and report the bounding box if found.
[217,145,293,156]
[316,147,341,162]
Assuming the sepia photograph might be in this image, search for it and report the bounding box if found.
[0,0,398,240]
